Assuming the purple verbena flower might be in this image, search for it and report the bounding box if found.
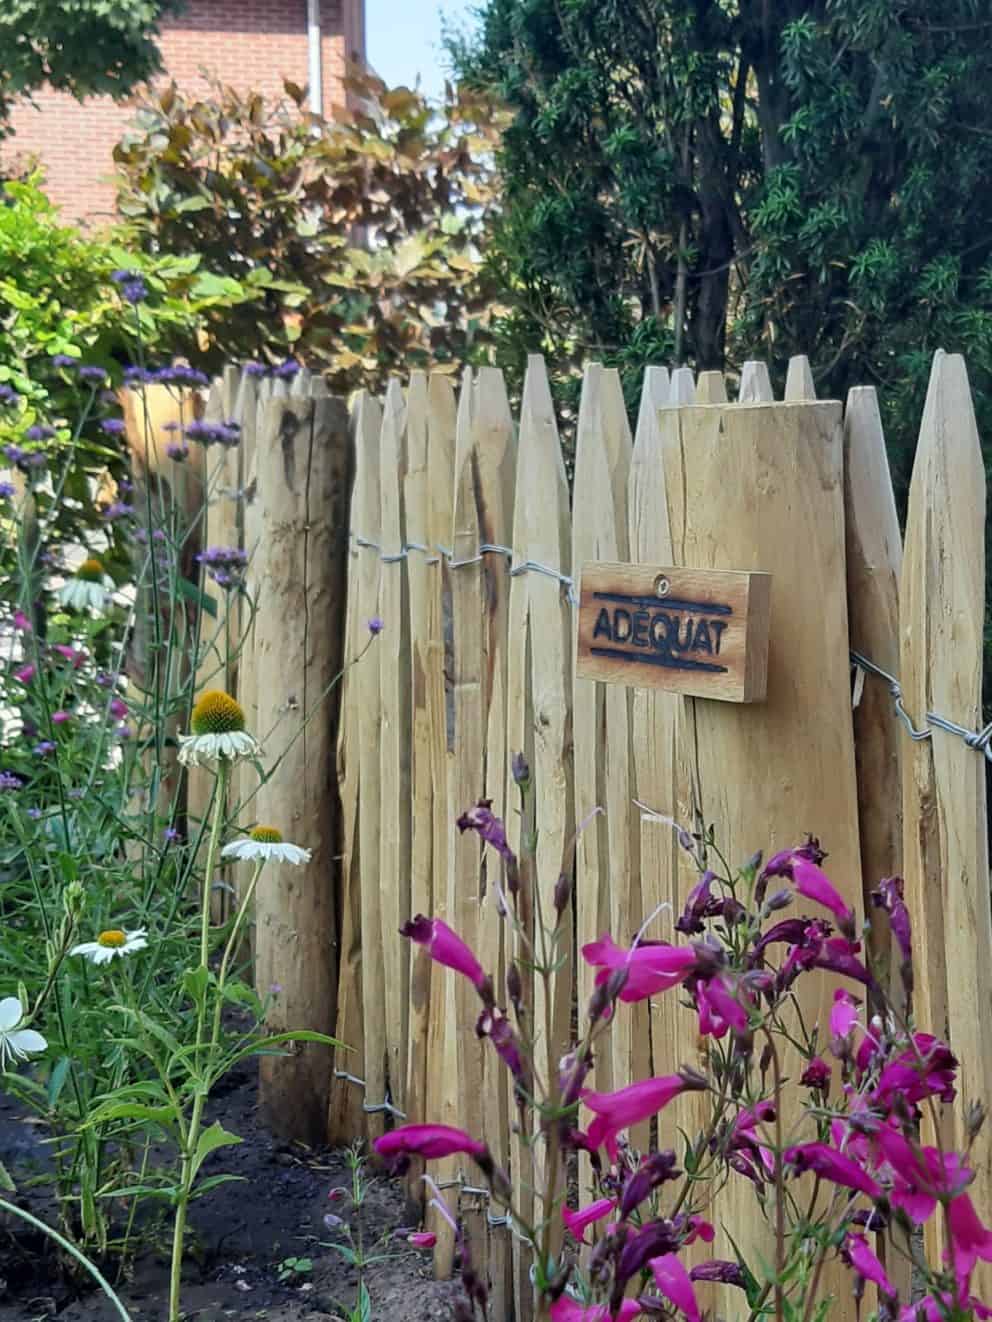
[153,365,209,388]
[0,772,23,791]
[111,270,148,304]
[102,501,134,521]
[27,807,43,820]
[166,443,189,461]
[25,424,55,441]
[185,419,240,446]
[123,365,149,385]
[368,616,384,636]
[243,361,268,377]
[196,546,248,588]
[274,358,300,378]
[101,418,127,435]
[33,741,56,757]
[163,827,182,844]
[0,481,15,500]
[79,366,107,385]
[0,384,20,406]
[51,354,77,369]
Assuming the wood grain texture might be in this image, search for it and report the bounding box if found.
[328,391,369,1145]
[253,393,351,1143]
[577,563,771,703]
[378,380,412,1112]
[424,375,459,1276]
[901,352,992,1289]
[738,361,773,403]
[661,400,862,1321]
[352,393,388,1148]
[694,369,727,403]
[784,353,816,402]
[844,388,903,979]
[669,366,695,404]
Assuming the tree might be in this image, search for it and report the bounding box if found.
[113,73,503,392]
[455,0,992,472]
[0,0,178,128]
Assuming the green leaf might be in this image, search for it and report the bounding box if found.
[99,1183,179,1202]
[175,577,217,617]
[85,1100,177,1131]
[182,965,211,1010]
[190,1121,242,1181]
[226,1029,345,1069]
[47,1056,72,1109]
[189,1173,248,1199]
[0,1160,15,1193]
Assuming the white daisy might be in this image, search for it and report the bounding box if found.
[0,997,47,1071]
[177,690,260,767]
[221,827,311,865]
[70,928,148,965]
[59,558,114,612]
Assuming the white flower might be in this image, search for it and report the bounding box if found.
[0,997,47,1071]
[178,691,259,766]
[70,928,148,965]
[177,729,259,767]
[59,558,114,613]
[221,827,311,865]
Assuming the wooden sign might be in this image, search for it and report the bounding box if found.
[577,562,772,703]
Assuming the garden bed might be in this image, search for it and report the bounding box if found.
[0,1062,459,1321]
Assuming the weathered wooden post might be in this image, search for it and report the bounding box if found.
[253,391,351,1143]
[901,351,992,1291]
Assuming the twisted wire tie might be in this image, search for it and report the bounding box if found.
[851,650,992,760]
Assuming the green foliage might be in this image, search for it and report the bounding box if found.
[0,175,257,560]
[113,73,505,394]
[0,0,179,127]
[456,0,992,481]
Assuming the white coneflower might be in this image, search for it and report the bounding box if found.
[0,997,47,1070]
[70,927,148,965]
[221,826,311,865]
[177,690,260,767]
[59,557,114,612]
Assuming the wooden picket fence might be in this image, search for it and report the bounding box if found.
[169,349,991,1319]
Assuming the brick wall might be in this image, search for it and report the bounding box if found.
[2,0,364,225]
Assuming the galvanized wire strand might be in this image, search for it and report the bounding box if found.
[351,533,575,599]
[331,1068,407,1120]
[851,650,992,759]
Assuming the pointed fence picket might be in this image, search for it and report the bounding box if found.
[153,346,992,1321]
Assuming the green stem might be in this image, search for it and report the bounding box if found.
[0,1197,131,1322]
[209,860,264,1047]
[168,759,229,1322]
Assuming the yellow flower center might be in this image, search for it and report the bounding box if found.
[97,929,127,948]
[77,557,106,583]
[249,826,283,843]
[191,690,246,735]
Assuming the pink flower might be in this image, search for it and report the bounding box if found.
[830,988,860,1050]
[791,856,856,931]
[582,933,696,1004]
[846,1232,895,1298]
[52,644,86,668]
[947,1193,992,1284]
[401,915,488,994]
[408,1231,437,1248]
[13,663,35,684]
[651,1253,701,1322]
[562,1198,615,1244]
[550,1299,641,1322]
[373,1123,487,1161]
[783,1143,881,1199]
[694,974,750,1038]
[801,1057,831,1091]
[109,697,128,720]
[52,710,71,725]
[583,1075,693,1158]
[13,611,31,633]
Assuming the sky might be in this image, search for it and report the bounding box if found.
[366,0,481,100]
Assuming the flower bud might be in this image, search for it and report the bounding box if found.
[506,962,524,1015]
[553,871,573,914]
[967,1100,987,1143]
[677,1065,708,1092]
[762,887,793,916]
[511,751,530,790]
[606,966,630,1003]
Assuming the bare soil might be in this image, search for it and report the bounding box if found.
[0,1064,462,1321]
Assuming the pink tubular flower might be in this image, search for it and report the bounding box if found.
[694,974,750,1039]
[791,856,856,931]
[584,1075,693,1158]
[373,1123,487,1162]
[51,644,86,668]
[830,988,860,1050]
[562,1198,615,1244]
[13,610,31,633]
[846,1232,895,1298]
[550,1299,641,1322]
[783,1143,881,1199]
[947,1193,992,1284]
[51,710,71,725]
[13,663,35,684]
[651,1253,701,1322]
[408,1231,437,1248]
[109,696,128,721]
[401,915,487,994]
[582,933,696,1003]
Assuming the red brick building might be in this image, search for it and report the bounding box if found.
[3,0,365,224]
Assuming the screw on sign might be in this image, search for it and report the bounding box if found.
[576,562,772,704]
